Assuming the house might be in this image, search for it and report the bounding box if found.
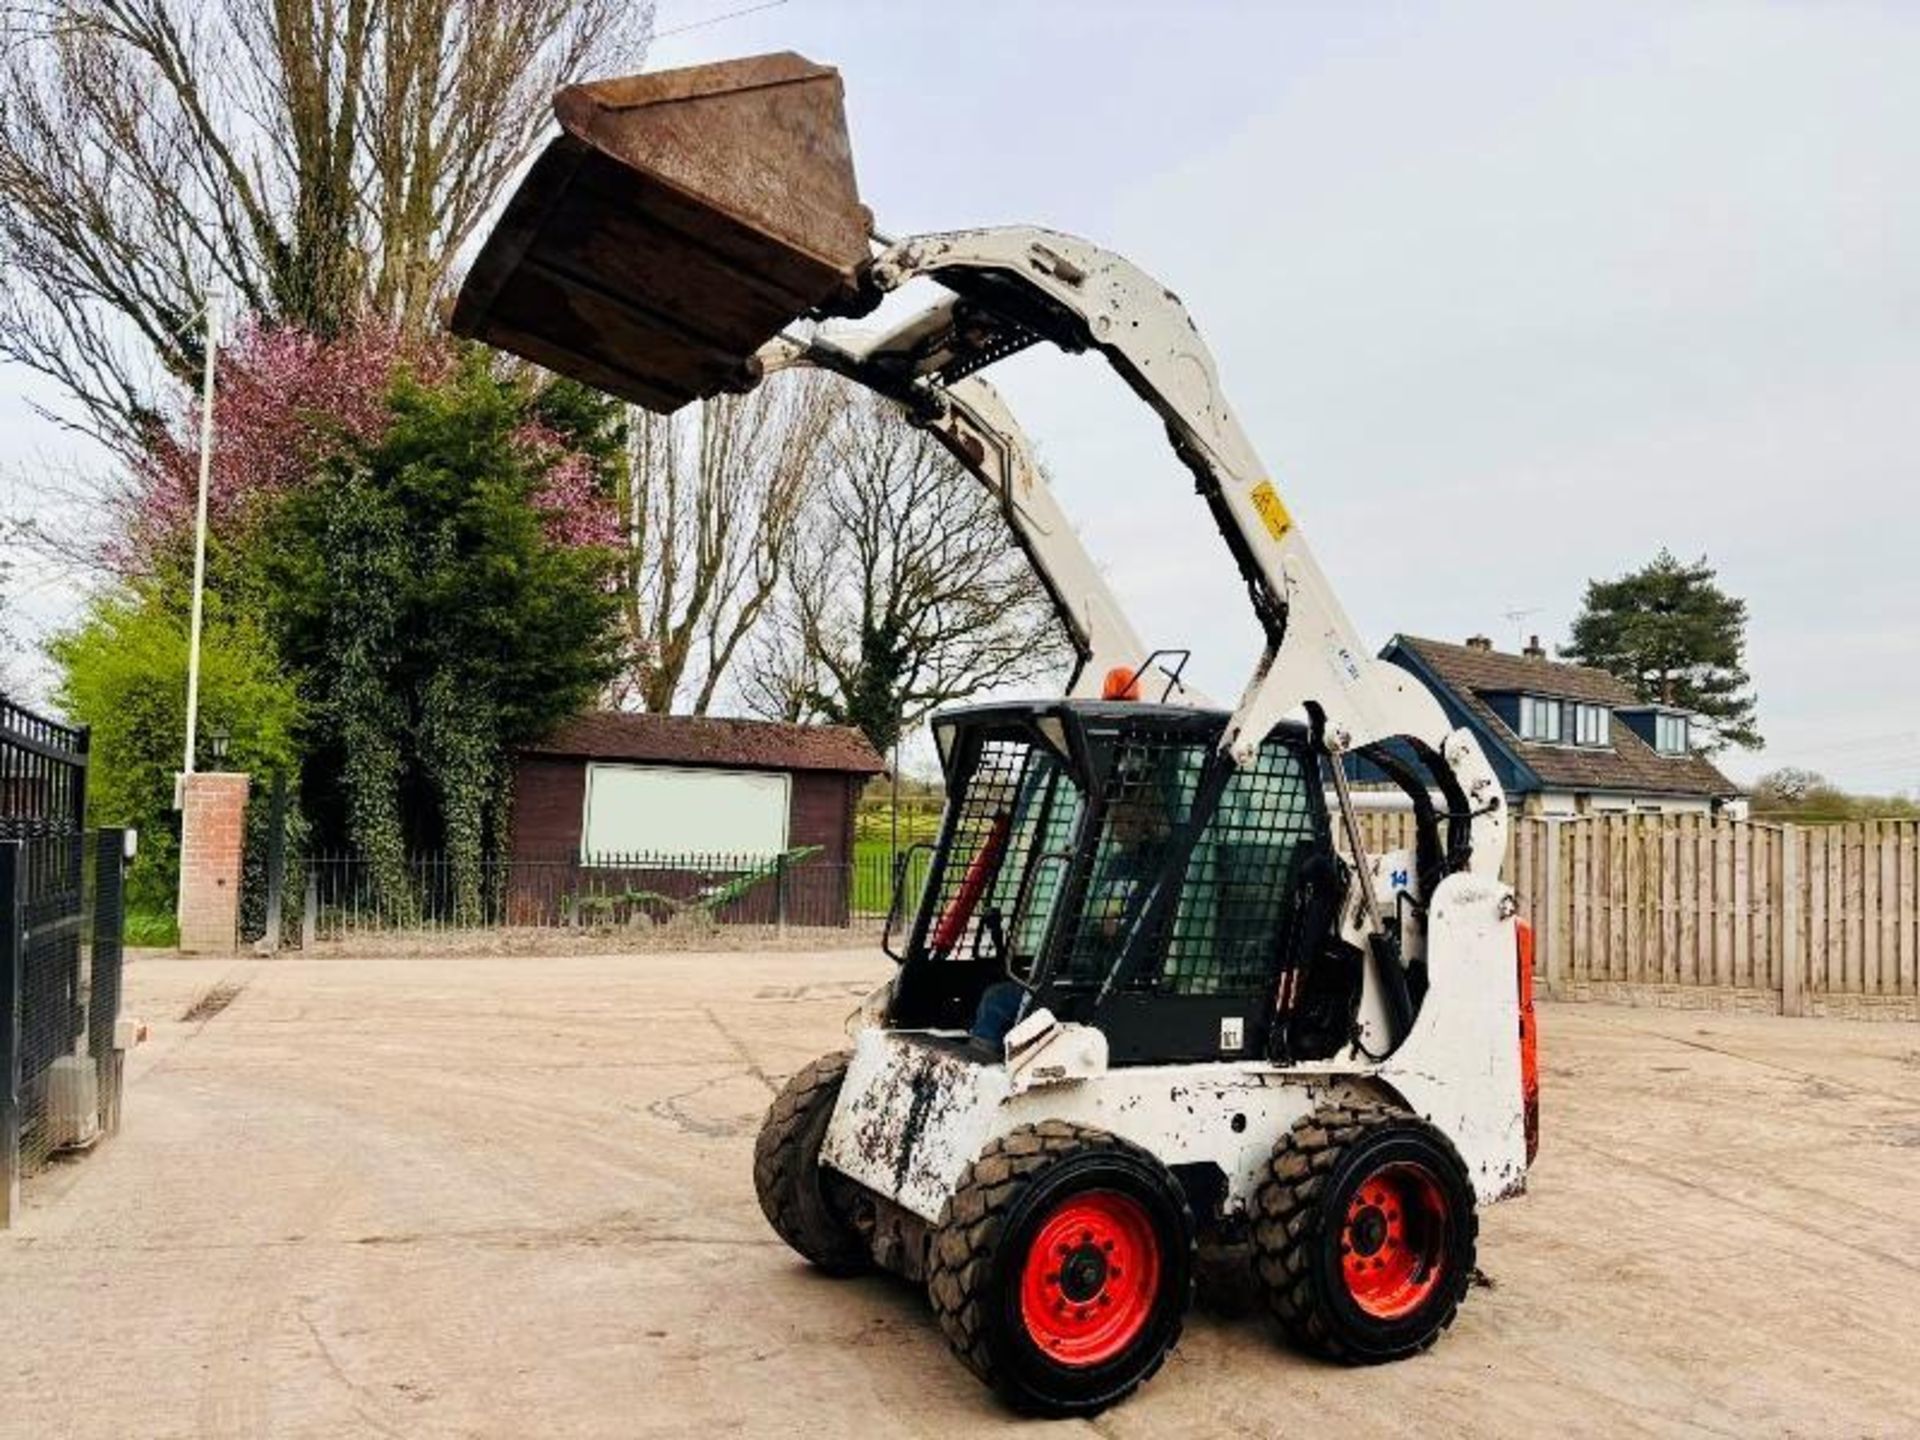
[1373,634,1742,817]
[509,712,886,924]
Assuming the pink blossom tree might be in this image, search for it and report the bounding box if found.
[117,319,618,572]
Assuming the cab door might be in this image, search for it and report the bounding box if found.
[1040,725,1335,1065]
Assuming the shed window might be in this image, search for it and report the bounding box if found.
[581,764,790,859]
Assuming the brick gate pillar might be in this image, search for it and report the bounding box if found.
[177,772,250,954]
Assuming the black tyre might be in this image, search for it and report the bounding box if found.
[927,1121,1194,1418]
[752,1050,868,1275]
[1251,1101,1476,1363]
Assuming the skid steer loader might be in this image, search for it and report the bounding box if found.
[454,53,1541,1417]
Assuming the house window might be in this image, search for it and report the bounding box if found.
[1518,695,1562,743]
[1654,714,1689,755]
[1574,703,1608,747]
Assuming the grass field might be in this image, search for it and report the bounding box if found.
[851,795,940,901]
[850,838,933,914]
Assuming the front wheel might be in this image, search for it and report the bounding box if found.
[752,1051,868,1275]
[1251,1102,1477,1363]
[927,1122,1194,1417]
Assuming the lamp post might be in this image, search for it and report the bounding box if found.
[172,294,247,956]
[181,289,221,784]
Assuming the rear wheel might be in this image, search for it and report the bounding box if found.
[928,1122,1193,1417]
[752,1051,867,1275]
[1251,1102,1476,1362]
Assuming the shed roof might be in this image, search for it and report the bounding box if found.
[527,712,886,775]
[1389,636,1739,800]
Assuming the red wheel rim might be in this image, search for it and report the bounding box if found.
[1340,1161,1449,1320]
[1018,1190,1162,1366]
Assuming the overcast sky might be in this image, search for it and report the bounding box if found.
[4,1,1916,792]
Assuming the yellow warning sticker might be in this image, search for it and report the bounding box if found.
[1250,481,1292,543]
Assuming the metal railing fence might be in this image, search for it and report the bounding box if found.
[267,847,940,944]
[1,695,129,1225]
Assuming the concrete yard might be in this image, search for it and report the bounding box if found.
[3,949,1917,1439]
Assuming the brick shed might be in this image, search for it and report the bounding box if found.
[508,713,886,926]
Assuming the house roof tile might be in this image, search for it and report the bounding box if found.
[527,712,887,775]
[1392,636,1740,800]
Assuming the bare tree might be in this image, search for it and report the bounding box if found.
[0,550,19,694]
[744,388,1070,753]
[0,0,652,454]
[615,372,835,715]
[738,584,822,725]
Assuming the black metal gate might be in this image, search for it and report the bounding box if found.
[1,696,127,1226]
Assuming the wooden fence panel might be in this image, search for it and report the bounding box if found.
[1830,826,1847,994]
[1845,823,1863,993]
[1654,821,1672,983]
[1518,820,1537,956]
[1611,818,1629,981]
[1879,821,1897,995]
[1864,821,1881,994]
[1624,817,1644,982]
[1893,818,1911,998]
[1677,816,1698,988]
[1816,824,1830,993]
[1733,822,1751,987]
[1810,827,1830,994]
[1728,821,1743,990]
[1571,821,1591,985]
[1861,823,1876,992]
[1698,818,1715,985]
[1335,808,1917,1010]
[1647,817,1667,982]
[1753,826,1775,989]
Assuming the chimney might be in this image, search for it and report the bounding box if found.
[1465,634,1493,651]
[1523,634,1547,660]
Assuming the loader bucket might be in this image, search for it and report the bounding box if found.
[451,52,872,412]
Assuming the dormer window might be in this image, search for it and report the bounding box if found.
[1515,696,1612,748]
[1518,695,1561,742]
[1615,704,1691,755]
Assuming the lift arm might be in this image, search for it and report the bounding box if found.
[759,227,1507,874]
[449,52,1505,878]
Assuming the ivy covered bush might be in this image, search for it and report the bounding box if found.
[256,354,625,920]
